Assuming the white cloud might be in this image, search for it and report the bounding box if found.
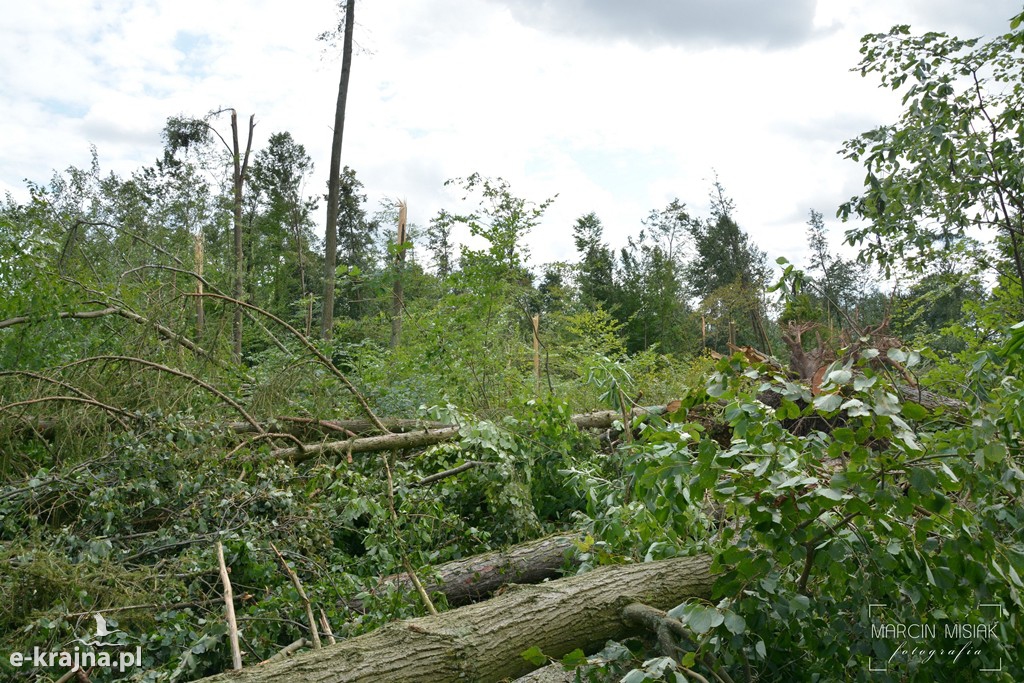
[0,0,1016,275]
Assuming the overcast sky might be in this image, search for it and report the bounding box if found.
[1,0,1020,272]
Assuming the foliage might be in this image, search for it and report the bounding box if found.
[840,14,1024,318]
[568,342,1023,681]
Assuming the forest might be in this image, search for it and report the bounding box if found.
[2,5,1024,683]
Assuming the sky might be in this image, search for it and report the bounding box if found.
[1,0,1021,273]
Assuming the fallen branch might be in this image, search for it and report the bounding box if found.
[215,540,243,671]
[0,396,135,430]
[0,305,221,365]
[411,460,488,487]
[261,638,308,665]
[59,355,264,434]
[229,416,452,437]
[271,406,672,462]
[188,292,389,433]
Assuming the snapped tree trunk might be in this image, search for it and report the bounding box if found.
[390,200,407,349]
[321,0,356,340]
[231,111,255,362]
[196,554,714,683]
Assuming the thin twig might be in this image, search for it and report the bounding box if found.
[0,396,134,430]
[381,453,437,615]
[60,355,264,433]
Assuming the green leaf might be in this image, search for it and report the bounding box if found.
[816,487,846,501]
[826,369,852,384]
[686,605,725,634]
[521,646,547,666]
[982,442,1006,463]
[814,393,842,412]
[560,649,587,668]
[755,640,767,658]
[901,402,928,420]
[887,348,908,363]
[724,611,747,634]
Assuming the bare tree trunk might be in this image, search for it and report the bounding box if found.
[194,232,205,334]
[321,0,356,340]
[231,111,255,362]
[195,554,714,683]
[390,200,407,349]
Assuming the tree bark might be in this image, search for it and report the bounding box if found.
[321,0,356,340]
[348,533,577,611]
[196,554,714,683]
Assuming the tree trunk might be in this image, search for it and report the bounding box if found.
[270,406,671,462]
[231,111,255,362]
[196,554,713,683]
[194,232,205,335]
[321,0,356,340]
[348,533,577,611]
[390,200,407,349]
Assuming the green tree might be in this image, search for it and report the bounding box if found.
[245,132,319,326]
[331,166,381,319]
[840,15,1024,319]
[437,173,554,289]
[614,200,697,356]
[164,110,255,361]
[686,184,770,352]
[572,212,616,311]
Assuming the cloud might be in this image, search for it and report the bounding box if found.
[905,0,1021,38]
[491,0,821,49]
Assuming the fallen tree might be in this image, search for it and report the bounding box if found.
[269,406,671,463]
[348,533,578,610]
[197,553,714,683]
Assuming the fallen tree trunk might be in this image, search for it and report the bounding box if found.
[197,554,714,683]
[350,533,578,610]
[270,406,670,463]
[227,416,453,438]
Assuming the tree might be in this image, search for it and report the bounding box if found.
[612,200,697,356]
[321,0,356,339]
[164,110,255,361]
[331,166,381,320]
[572,212,615,311]
[246,132,318,327]
[800,209,878,331]
[686,184,770,351]
[425,212,454,278]
[840,15,1024,316]
[438,173,554,288]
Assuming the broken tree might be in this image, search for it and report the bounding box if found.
[196,554,714,683]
